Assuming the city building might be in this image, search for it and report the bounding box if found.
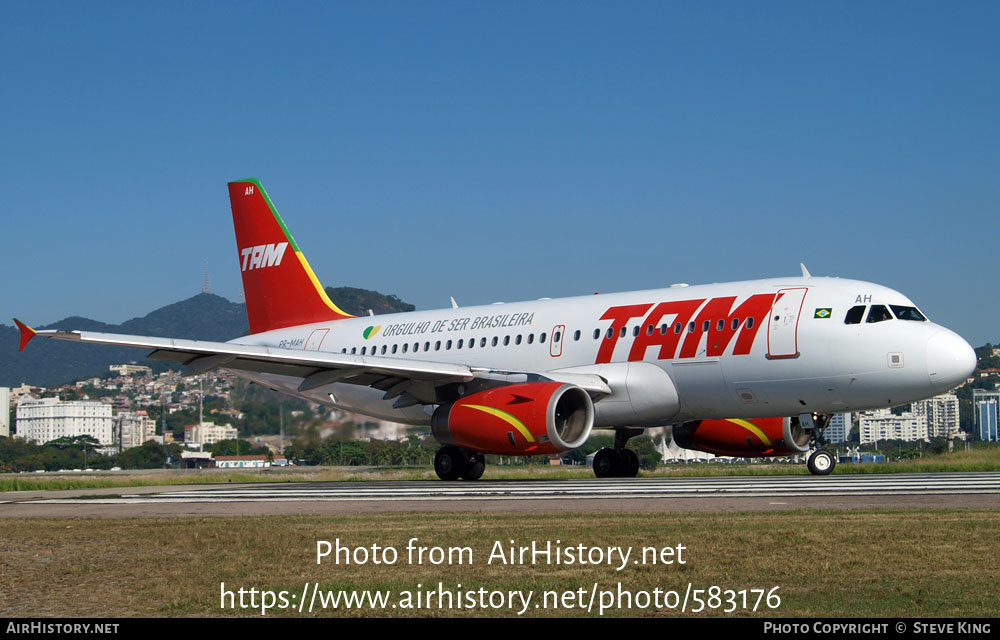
[858,408,928,445]
[184,421,238,448]
[0,387,9,438]
[109,364,152,377]
[15,397,114,446]
[117,410,158,451]
[825,413,852,444]
[911,392,961,439]
[973,390,999,442]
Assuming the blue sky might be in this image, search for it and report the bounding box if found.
[2,2,997,345]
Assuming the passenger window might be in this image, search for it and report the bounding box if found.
[503,336,510,346]
[660,324,668,335]
[554,331,562,342]
[593,329,601,340]
[632,326,640,337]
[702,320,710,332]
[731,318,740,330]
[515,335,522,345]
[620,326,627,339]
[688,322,695,333]
[528,334,534,344]
[746,318,754,329]
[457,339,464,349]
[866,305,892,323]
[674,323,682,334]
[435,341,441,351]
[492,337,498,347]
[717,319,725,331]
[446,340,452,350]
[647,325,654,336]
[480,337,487,347]
[381,345,387,355]
[392,345,398,354]
[541,333,547,343]
[890,305,927,321]
[402,344,408,353]
[844,305,866,325]
[573,330,580,341]
[606,327,614,340]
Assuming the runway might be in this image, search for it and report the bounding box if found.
[2,472,998,517]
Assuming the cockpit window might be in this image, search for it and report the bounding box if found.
[866,305,892,323]
[844,305,866,325]
[890,305,927,321]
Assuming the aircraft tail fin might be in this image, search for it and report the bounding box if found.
[227,179,354,334]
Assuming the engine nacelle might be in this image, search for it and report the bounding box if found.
[431,382,594,455]
[672,416,811,457]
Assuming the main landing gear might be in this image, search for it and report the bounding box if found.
[592,427,643,478]
[434,445,485,481]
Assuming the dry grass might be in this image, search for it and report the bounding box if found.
[1,510,997,618]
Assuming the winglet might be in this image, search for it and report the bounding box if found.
[800,263,812,278]
[13,318,36,352]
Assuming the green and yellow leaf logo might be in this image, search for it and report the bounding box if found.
[363,325,381,340]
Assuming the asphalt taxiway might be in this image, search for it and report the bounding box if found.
[1,472,998,517]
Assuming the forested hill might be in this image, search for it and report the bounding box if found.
[2,288,414,387]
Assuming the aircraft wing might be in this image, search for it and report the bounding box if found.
[15,321,611,407]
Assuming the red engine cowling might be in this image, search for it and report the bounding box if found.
[672,417,811,457]
[431,382,594,455]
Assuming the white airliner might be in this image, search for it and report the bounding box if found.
[15,179,977,479]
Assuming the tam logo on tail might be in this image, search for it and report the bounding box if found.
[240,242,289,272]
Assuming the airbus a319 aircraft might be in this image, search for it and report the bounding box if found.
[16,179,977,479]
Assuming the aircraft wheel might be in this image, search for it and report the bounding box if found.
[807,449,836,476]
[620,449,640,478]
[593,448,617,478]
[460,453,486,480]
[434,446,467,481]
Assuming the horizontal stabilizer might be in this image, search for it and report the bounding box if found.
[12,318,36,352]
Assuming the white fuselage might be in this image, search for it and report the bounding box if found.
[229,276,975,428]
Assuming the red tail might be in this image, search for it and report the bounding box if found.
[228,179,354,334]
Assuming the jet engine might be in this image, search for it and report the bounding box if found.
[431,381,594,455]
[672,416,812,457]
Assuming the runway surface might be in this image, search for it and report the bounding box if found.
[2,472,998,517]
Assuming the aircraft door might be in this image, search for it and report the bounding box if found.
[767,288,807,359]
[550,325,565,357]
[305,329,329,351]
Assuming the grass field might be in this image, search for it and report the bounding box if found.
[1,509,997,618]
[2,446,999,492]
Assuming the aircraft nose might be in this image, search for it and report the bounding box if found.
[926,330,977,391]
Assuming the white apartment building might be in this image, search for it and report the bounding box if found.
[1,387,10,438]
[911,392,961,439]
[184,421,238,448]
[858,408,929,445]
[117,411,158,450]
[15,397,114,446]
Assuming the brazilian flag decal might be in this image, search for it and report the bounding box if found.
[814,308,832,319]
